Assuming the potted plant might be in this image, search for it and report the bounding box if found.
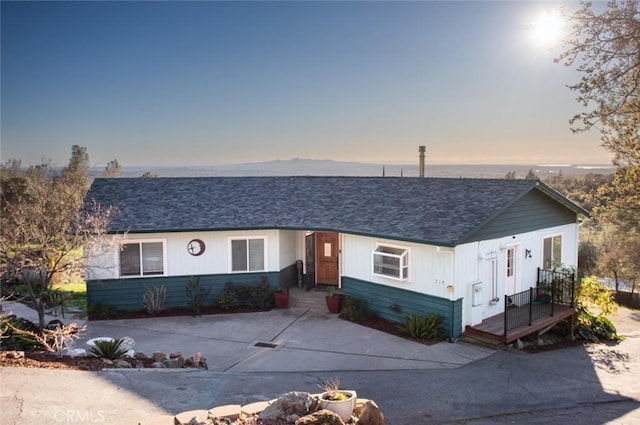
[318,378,356,421]
[325,287,343,314]
[273,286,289,308]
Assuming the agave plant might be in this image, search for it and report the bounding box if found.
[89,338,128,360]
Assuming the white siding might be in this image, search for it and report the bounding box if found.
[85,230,281,280]
[278,230,298,269]
[458,222,579,326]
[341,234,455,298]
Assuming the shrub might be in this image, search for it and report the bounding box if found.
[398,312,444,340]
[185,276,211,316]
[87,301,116,319]
[89,338,128,360]
[143,285,167,315]
[0,315,42,351]
[216,278,274,310]
[339,296,370,322]
[575,276,622,342]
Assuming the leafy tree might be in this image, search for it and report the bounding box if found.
[556,1,640,158]
[0,147,116,329]
[556,2,640,308]
[504,171,517,180]
[102,159,121,178]
[141,171,158,178]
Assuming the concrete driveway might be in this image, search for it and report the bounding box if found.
[1,302,639,424]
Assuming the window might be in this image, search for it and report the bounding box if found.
[119,241,165,277]
[373,244,409,280]
[542,235,562,269]
[230,237,266,272]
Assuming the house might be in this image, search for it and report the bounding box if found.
[83,176,589,340]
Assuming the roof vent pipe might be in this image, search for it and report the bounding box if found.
[419,146,426,177]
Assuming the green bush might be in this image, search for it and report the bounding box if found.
[339,297,371,322]
[216,278,274,310]
[185,276,211,316]
[0,316,42,351]
[89,338,128,360]
[575,276,622,342]
[87,301,116,319]
[216,283,240,310]
[398,312,444,340]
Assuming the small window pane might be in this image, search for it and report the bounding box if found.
[142,242,164,275]
[552,236,562,267]
[248,239,264,271]
[120,243,141,276]
[231,239,248,271]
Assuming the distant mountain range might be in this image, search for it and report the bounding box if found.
[92,158,614,179]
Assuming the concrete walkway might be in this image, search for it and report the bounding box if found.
[1,291,494,372]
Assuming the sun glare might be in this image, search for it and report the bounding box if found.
[529,9,565,49]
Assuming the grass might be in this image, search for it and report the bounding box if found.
[51,275,87,313]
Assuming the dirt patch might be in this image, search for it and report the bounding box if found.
[89,306,268,321]
[0,351,118,371]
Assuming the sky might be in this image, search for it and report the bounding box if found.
[1,1,611,168]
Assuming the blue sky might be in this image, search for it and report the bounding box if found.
[1,1,609,168]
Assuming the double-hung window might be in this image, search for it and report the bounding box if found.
[542,235,562,269]
[373,244,409,280]
[230,237,266,272]
[119,241,165,277]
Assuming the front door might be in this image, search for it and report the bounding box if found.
[316,232,339,286]
[505,245,520,295]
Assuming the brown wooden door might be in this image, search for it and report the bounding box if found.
[316,232,339,285]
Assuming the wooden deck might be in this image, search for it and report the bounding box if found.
[464,304,576,345]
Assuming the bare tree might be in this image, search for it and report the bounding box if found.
[102,159,121,178]
[0,147,117,329]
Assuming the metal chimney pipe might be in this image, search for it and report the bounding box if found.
[419,146,426,177]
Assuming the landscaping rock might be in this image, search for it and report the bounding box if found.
[295,409,345,425]
[356,401,384,425]
[170,351,182,359]
[152,352,168,362]
[152,361,167,368]
[163,356,185,368]
[115,359,132,368]
[259,391,319,423]
[134,351,149,360]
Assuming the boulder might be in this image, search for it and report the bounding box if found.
[151,361,167,368]
[163,356,185,368]
[357,401,385,425]
[115,360,132,368]
[295,409,345,425]
[152,351,168,362]
[259,391,319,423]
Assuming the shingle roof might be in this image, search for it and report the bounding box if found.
[85,176,586,247]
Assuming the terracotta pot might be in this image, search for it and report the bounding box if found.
[325,295,342,314]
[274,292,289,309]
[319,390,357,421]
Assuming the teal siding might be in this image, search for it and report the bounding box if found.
[87,272,279,312]
[463,191,577,243]
[342,277,463,339]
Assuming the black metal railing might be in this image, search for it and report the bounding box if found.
[503,268,576,336]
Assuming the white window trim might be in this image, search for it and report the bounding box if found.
[541,233,563,270]
[117,239,167,279]
[228,236,268,273]
[372,242,410,281]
